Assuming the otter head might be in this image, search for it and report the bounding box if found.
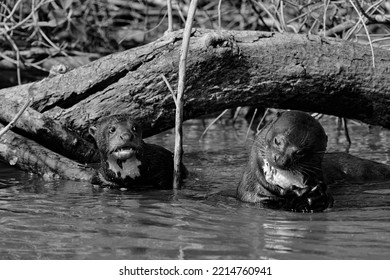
[89,115,143,161]
[264,111,327,177]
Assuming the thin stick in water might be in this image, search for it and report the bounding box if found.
[173,0,198,189]
[245,108,257,140]
[256,108,270,135]
[199,109,229,140]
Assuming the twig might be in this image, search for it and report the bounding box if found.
[0,3,13,21]
[199,109,229,139]
[3,29,22,85]
[175,2,186,24]
[349,0,376,68]
[325,20,356,36]
[354,0,390,25]
[286,11,308,24]
[119,11,167,44]
[343,118,352,146]
[173,0,198,189]
[38,28,62,52]
[167,0,173,32]
[0,0,53,36]
[218,0,222,29]
[29,0,40,42]
[248,0,271,31]
[0,51,19,65]
[245,108,257,140]
[253,1,283,32]
[143,0,150,43]
[279,0,287,31]
[232,107,242,124]
[4,0,23,22]
[371,36,390,44]
[256,108,270,135]
[160,74,177,105]
[345,0,382,40]
[297,13,308,33]
[0,97,33,139]
[323,0,330,37]
[308,18,319,34]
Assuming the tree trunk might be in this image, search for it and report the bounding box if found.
[1,29,390,168]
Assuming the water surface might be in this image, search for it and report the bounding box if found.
[1,115,390,259]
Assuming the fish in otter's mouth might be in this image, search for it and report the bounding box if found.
[110,145,138,160]
[263,159,306,189]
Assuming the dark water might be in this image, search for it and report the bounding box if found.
[1,115,390,260]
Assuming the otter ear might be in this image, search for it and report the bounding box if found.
[89,126,97,139]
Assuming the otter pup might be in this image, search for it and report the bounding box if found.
[89,114,186,189]
[237,111,332,212]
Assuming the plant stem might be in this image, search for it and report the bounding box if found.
[173,0,198,189]
[167,0,173,32]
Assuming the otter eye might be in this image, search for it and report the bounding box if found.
[295,150,304,156]
[109,126,116,134]
[132,126,137,133]
[274,137,281,146]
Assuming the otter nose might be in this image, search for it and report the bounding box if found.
[120,132,133,142]
[273,154,290,168]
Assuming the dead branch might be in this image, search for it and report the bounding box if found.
[0,29,390,162]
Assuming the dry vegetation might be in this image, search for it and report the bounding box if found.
[1,0,389,88]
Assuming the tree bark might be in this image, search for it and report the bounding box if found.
[1,29,390,164]
[0,123,94,181]
[0,85,98,163]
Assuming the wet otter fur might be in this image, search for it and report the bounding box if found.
[237,110,332,212]
[322,152,390,184]
[237,110,390,212]
[89,114,186,189]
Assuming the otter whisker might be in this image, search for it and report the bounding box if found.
[294,165,319,177]
[298,163,322,171]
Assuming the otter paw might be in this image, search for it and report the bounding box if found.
[283,183,333,212]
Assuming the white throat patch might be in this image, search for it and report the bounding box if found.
[262,159,305,189]
[107,156,141,179]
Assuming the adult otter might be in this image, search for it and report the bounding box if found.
[89,114,186,189]
[238,110,390,212]
[237,111,332,212]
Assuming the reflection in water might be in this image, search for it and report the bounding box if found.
[0,115,390,259]
[263,222,308,255]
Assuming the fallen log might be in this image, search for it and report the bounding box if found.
[1,29,390,166]
[0,123,94,181]
[0,84,98,163]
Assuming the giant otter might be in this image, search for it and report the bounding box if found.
[89,114,186,189]
[237,110,331,212]
[237,110,390,212]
